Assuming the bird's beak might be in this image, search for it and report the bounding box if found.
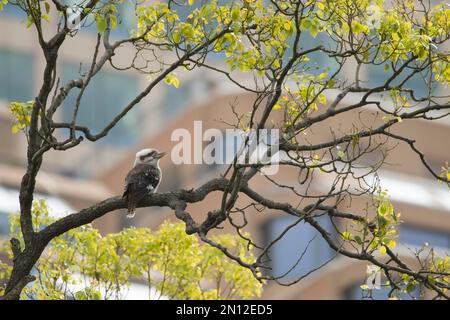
[155,151,166,159]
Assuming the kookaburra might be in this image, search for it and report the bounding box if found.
[123,148,166,218]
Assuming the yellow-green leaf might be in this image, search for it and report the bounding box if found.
[165,73,180,88]
[96,14,107,33]
[273,104,282,110]
[301,19,312,30]
[317,72,328,80]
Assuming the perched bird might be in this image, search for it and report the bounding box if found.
[123,148,166,218]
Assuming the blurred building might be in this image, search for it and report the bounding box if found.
[102,89,450,299]
[1,1,450,300]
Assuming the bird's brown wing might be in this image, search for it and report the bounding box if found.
[124,183,136,215]
[123,166,140,215]
[123,165,161,215]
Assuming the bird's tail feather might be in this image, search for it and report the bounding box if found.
[126,187,136,219]
[126,200,136,218]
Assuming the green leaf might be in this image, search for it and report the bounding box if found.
[300,19,312,30]
[317,72,328,80]
[7,101,34,135]
[75,291,87,300]
[273,104,282,110]
[110,15,117,30]
[310,24,319,38]
[283,20,291,31]
[354,236,363,245]
[180,23,194,39]
[318,93,327,104]
[272,59,281,69]
[0,0,8,11]
[387,240,396,249]
[165,73,180,88]
[173,31,181,43]
[351,21,366,34]
[231,6,240,23]
[406,282,416,293]
[96,14,107,33]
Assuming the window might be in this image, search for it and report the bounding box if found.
[298,32,340,76]
[162,84,192,119]
[0,186,19,235]
[363,63,440,98]
[345,282,420,300]
[0,211,10,235]
[398,224,450,250]
[114,1,137,36]
[172,0,233,20]
[0,185,75,236]
[0,49,34,102]
[344,224,449,300]
[95,1,138,37]
[59,0,136,36]
[196,128,281,177]
[264,215,336,280]
[0,2,26,18]
[169,0,234,61]
[195,132,233,177]
[62,63,140,147]
[161,75,215,119]
[220,131,243,165]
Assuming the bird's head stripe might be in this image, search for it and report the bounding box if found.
[140,151,156,160]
